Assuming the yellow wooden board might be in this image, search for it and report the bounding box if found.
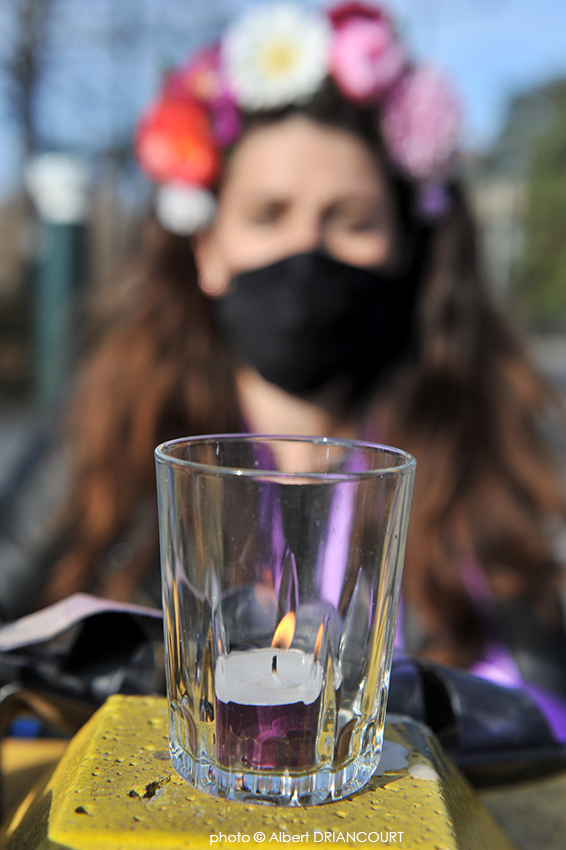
[0,695,514,850]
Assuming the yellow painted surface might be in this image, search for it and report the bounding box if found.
[1,695,515,850]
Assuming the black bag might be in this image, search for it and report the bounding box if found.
[387,653,566,786]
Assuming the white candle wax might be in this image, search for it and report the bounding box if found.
[215,648,323,706]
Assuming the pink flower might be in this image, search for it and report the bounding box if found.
[329,16,405,101]
[381,66,461,180]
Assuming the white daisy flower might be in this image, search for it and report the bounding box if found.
[222,3,331,110]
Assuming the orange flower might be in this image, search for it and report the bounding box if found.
[135,98,219,187]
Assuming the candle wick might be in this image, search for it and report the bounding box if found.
[271,653,282,686]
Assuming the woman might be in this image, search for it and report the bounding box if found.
[37,3,566,703]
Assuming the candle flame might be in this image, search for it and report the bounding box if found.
[271,612,295,649]
[314,623,324,661]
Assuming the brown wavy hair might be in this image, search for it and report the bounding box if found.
[39,84,566,668]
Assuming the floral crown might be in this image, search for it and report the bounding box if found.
[135,1,461,235]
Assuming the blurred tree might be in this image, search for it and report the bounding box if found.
[0,0,231,405]
[458,78,566,327]
[514,80,566,326]
[0,0,56,158]
[0,0,57,403]
[0,0,231,170]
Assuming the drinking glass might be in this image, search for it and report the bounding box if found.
[155,434,415,805]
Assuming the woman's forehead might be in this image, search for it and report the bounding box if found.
[220,115,387,200]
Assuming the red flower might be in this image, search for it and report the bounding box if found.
[135,98,219,187]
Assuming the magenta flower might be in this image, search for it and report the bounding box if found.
[330,15,406,101]
[209,96,242,147]
[328,2,387,29]
[382,66,461,180]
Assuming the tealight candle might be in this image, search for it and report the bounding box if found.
[215,646,323,770]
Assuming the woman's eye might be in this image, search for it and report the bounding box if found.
[337,215,382,234]
[331,205,384,233]
[247,203,286,224]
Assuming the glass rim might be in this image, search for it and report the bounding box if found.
[154,433,416,480]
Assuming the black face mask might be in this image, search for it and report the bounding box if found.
[213,251,421,404]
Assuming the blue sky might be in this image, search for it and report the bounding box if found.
[387,0,566,146]
[1,0,566,198]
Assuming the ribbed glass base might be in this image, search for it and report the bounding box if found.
[169,732,383,807]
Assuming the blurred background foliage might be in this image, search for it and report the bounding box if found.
[513,81,566,327]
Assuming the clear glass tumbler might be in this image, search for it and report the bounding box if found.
[155,435,416,805]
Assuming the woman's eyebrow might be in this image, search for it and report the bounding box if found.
[238,194,290,211]
[238,190,290,202]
